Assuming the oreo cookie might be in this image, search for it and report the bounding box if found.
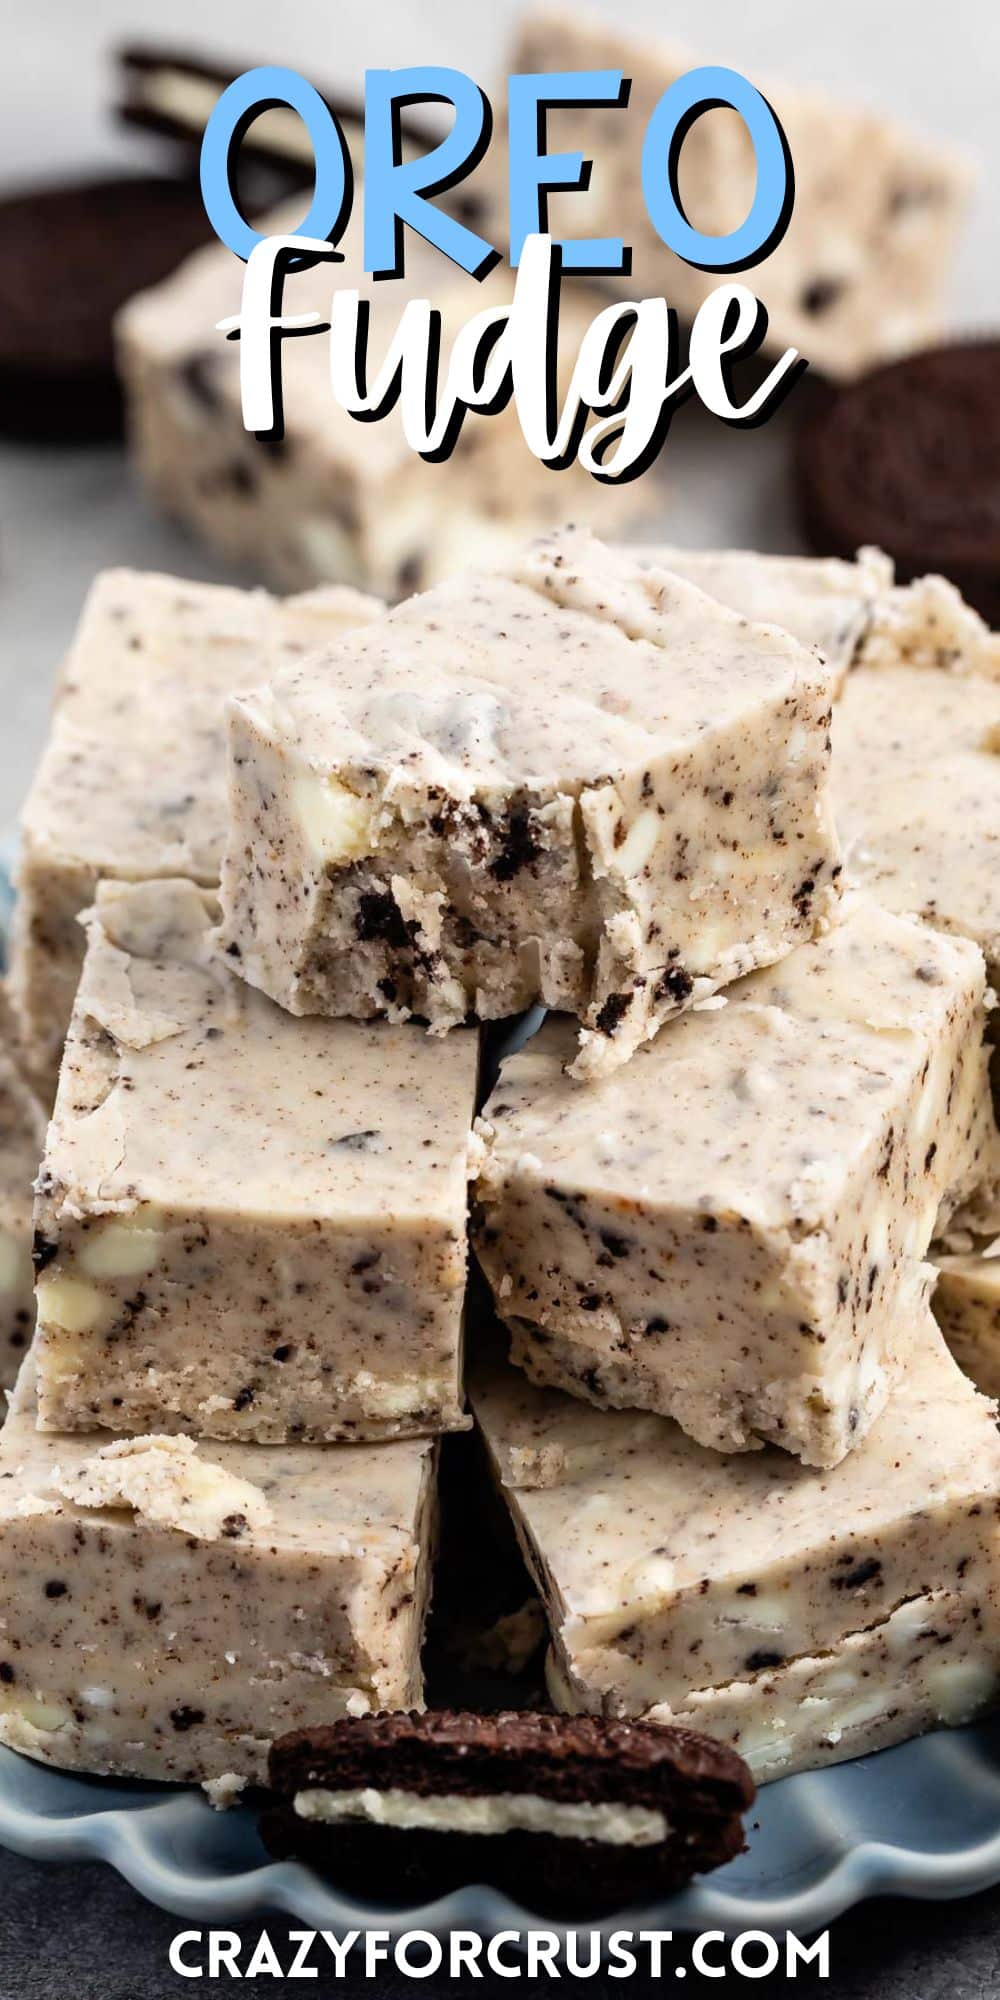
[118,44,439,177]
[262,1710,754,1914]
[0,175,213,441]
[796,340,1000,624]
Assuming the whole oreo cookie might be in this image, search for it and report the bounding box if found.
[796,341,1000,624]
[0,175,213,441]
[263,1709,754,1914]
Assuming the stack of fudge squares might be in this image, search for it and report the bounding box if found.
[0,526,999,1817]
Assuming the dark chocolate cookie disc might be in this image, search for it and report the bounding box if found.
[0,175,213,441]
[795,340,1000,624]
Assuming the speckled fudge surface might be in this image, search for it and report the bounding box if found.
[473,896,997,1466]
[834,572,1000,977]
[472,1321,1000,1784]
[484,8,973,381]
[115,198,640,602]
[639,546,892,693]
[933,1236,1000,1398]
[10,569,379,1095]
[0,1029,44,1392]
[0,1360,436,1787]
[33,878,478,1444]
[221,527,842,1077]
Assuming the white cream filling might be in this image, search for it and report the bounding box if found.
[294,1785,670,1848]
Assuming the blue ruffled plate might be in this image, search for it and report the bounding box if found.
[0,846,998,1932]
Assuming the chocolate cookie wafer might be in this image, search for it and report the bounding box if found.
[262,1711,754,1913]
[0,176,213,441]
[796,341,1000,624]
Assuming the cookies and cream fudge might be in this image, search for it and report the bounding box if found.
[221,528,842,1077]
[0,1028,44,1390]
[116,199,639,602]
[834,572,1000,977]
[0,1360,435,1786]
[474,896,997,1466]
[262,1709,754,1911]
[933,1237,1000,1398]
[486,9,973,380]
[11,569,380,1094]
[640,546,892,694]
[472,1324,1000,1783]
[33,878,477,1444]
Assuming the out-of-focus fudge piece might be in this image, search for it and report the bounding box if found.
[486,8,973,381]
[10,569,380,1095]
[0,1028,45,1389]
[638,546,892,693]
[473,896,996,1466]
[0,1360,435,1787]
[933,1236,1000,1397]
[115,200,641,602]
[33,878,478,1444]
[472,1324,1000,1784]
[221,527,842,1078]
[834,572,1000,977]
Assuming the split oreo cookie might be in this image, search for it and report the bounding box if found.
[262,1709,754,1915]
[0,175,214,442]
[796,340,1000,625]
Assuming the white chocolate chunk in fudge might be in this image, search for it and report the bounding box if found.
[11,569,380,1096]
[0,1020,45,1393]
[473,896,997,1466]
[0,1361,436,1786]
[221,527,842,1075]
[637,546,893,693]
[486,8,973,381]
[115,197,641,603]
[33,877,478,1444]
[834,572,1000,978]
[472,1324,1000,1783]
[933,1237,1000,1397]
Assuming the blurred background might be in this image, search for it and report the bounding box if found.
[1,0,997,815]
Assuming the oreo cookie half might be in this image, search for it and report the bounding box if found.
[0,175,213,441]
[796,340,1000,624]
[262,1709,754,1914]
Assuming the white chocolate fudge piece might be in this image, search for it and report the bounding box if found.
[933,1237,1000,1397]
[116,199,640,602]
[834,573,1000,977]
[474,896,996,1466]
[0,1361,435,1786]
[33,878,477,1443]
[472,1324,1000,1784]
[11,569,380,1095]
[488,9,972,380]
[639,547,892,693]
[221,528,842,1077]
[0,1031,45,1390]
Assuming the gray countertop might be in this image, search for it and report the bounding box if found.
[1,1847,999,1997]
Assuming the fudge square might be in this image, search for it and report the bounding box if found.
[473,896,997,1467]
[488,9,973,381]
[116,199,640,602]
[32,878,478,1444]
[472,1323,1000,1784]
[0,1360,436,1787]
[0,1023,45,1390]
[10,568,380,1094]
[640,546,892,695]
[933,1237,1000,1398]
[220,528,842,1079]
[833,572,1000,978]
